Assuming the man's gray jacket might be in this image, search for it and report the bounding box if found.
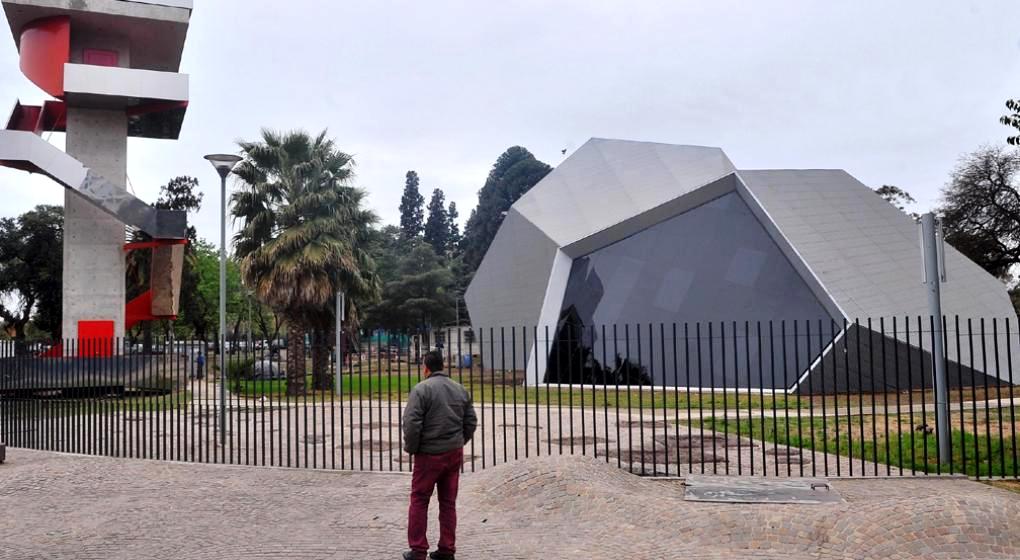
[402,372,477,455]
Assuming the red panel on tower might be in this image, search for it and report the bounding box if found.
[83,48,118,67]
[78,320,114,357]
[19,16,70,98]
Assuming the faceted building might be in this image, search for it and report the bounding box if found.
[464,139,1017,391]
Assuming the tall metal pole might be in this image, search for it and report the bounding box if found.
[219,172,228,448]
[206,153,241,450]
[334,292,345,410]
[921,212,951,464]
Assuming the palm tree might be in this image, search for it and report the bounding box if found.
[232,129,381,396]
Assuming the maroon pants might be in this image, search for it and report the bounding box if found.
[408,447,463,556]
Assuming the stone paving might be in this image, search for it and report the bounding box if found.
[1,448,1018,559]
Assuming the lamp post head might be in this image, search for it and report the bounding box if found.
[204,154,243,179]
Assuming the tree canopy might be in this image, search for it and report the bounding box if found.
[461,146,552,272]
[0,205,62,341]
[939,146,1020,279]
[368,240,456,330]
[399,170,425,240]
[232,129,381,394]
[875,185,916,212]
[447,201,461,254]
[424,188,450,257]
[1002,99,1020,146]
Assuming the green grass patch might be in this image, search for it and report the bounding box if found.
[693,414,1019,478]
[233,373,806,411]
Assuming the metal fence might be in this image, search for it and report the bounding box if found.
[0,316,1017,479]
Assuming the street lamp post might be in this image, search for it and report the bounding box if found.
[920,212,951,465]
[205,153,243,448]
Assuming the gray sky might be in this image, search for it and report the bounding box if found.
[0,0,1018,244]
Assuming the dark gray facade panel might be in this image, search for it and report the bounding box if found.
[562,174,739,258]
[546,192,837,388]
[794,324,1009,395]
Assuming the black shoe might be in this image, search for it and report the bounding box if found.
[429,552,455,560]
[403,552,425,560]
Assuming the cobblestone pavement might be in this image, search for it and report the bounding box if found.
[1,449,1018,559]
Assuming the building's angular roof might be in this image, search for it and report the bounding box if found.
[739,169,1013,323]
[512,138,735,249]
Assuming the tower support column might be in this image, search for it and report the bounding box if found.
[61,107,128,347]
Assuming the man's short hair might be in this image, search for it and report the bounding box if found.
[423,350,444,373]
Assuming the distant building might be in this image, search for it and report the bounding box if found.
[465,138,1017,391]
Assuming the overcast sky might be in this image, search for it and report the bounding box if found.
[0,0,1018,244]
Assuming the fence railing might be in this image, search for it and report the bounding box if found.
[0,316,1017,479]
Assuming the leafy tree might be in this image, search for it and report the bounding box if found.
[370,241,456,330]
[447,201,461,254]
[939,146,1020,279]
[1002,99,1020,146]
[184,240,244,342]
[0,205,62,345]
[462,146,552,272]
[232,129,381,395]
[424,188,450,256]
[366,225,402,281]
[399,170,425,240]
[126,176,203,347]
[875,185,917,213]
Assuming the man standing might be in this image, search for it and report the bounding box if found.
[402,350,477,560]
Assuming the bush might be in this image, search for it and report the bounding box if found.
[226,357,255,390]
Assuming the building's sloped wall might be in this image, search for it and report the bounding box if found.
[464,208,559,335]
[545,191,837,388]
[794,323,1010,395]
[740,170,1016,326]
[741,169,1019,384]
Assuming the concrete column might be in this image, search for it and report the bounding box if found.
[62,108,128,347]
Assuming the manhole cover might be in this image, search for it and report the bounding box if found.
[684,476,843,504]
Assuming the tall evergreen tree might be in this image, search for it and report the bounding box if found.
[399,170,425,240]
[462,146,552,272]
[424,188,450,256]
[447,201,461,253]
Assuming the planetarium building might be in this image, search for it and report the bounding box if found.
[465,139,1017,392]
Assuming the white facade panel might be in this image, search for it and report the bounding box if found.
[513,138,735,248]
[63,63,189,104]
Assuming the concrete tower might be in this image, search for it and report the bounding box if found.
[0,0,192,354]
